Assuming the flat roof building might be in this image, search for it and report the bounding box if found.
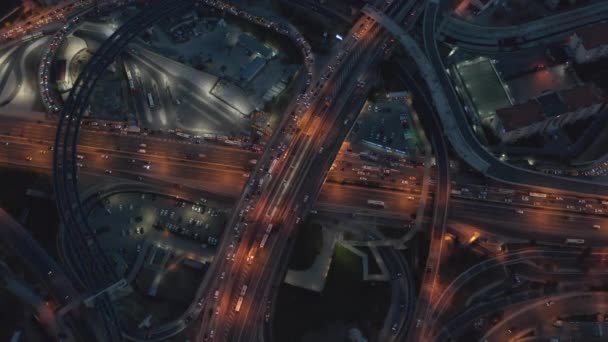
[238,33,273,59]
[493,85,605,143]
[240,57,266,82]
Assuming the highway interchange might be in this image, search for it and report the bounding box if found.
[1,0,608,341]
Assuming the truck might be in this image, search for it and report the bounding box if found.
[367,199,385,209]
[246,247,257,265]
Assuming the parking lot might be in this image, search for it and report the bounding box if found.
[88,191,226,329]
[88,191,226,276]
[350,96,421,156]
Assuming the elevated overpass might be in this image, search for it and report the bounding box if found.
[365,3,608,198]
[438,1,608,52]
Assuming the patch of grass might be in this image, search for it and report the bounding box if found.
[289,221,323,270]
[117,260,206,330]
[357,246,382,275]
[0,168,37,217]
[378,225,405,239]
[274,245,391,341]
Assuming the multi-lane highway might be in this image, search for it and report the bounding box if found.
[5,117,608,247]
[4,0,608,340]
[197,9,390,340]
[439,1,608,53]
[423,0,608,197]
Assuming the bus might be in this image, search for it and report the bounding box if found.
[363,165,380,172]
[126,70,135,91]
[564,238,585,245]
[529,192,547,198]
[235,296,243,312]
[367,199,385,209]
[268,159,278,174]
[260,233,269,248]
[147,93,155,108]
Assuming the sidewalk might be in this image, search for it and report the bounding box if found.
[284,226,338,292]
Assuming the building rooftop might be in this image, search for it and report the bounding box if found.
[238,33,273,59]
[576,22,608,50]
[496,100,545,132]
[559,85,604,110]
[240,56,266,82]
[537,91,567,118]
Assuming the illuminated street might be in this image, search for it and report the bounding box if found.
[1,0,608,342]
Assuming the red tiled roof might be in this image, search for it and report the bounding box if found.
[576,22,608,50]
[559,85,604,110]
[496,100,545,132]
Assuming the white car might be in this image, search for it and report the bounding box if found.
[143,164,150,170]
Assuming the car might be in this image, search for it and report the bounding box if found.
[101,154,109,159]
[105,169,112,174]
[546,300,555,306]
[25,156,33,161]
[593,224,601,229]
[391,323,398,332]
[516,209,524,214]
[143,164,151,170]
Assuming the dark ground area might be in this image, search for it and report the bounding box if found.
[288,220,323,270]
[274,245,391,342]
